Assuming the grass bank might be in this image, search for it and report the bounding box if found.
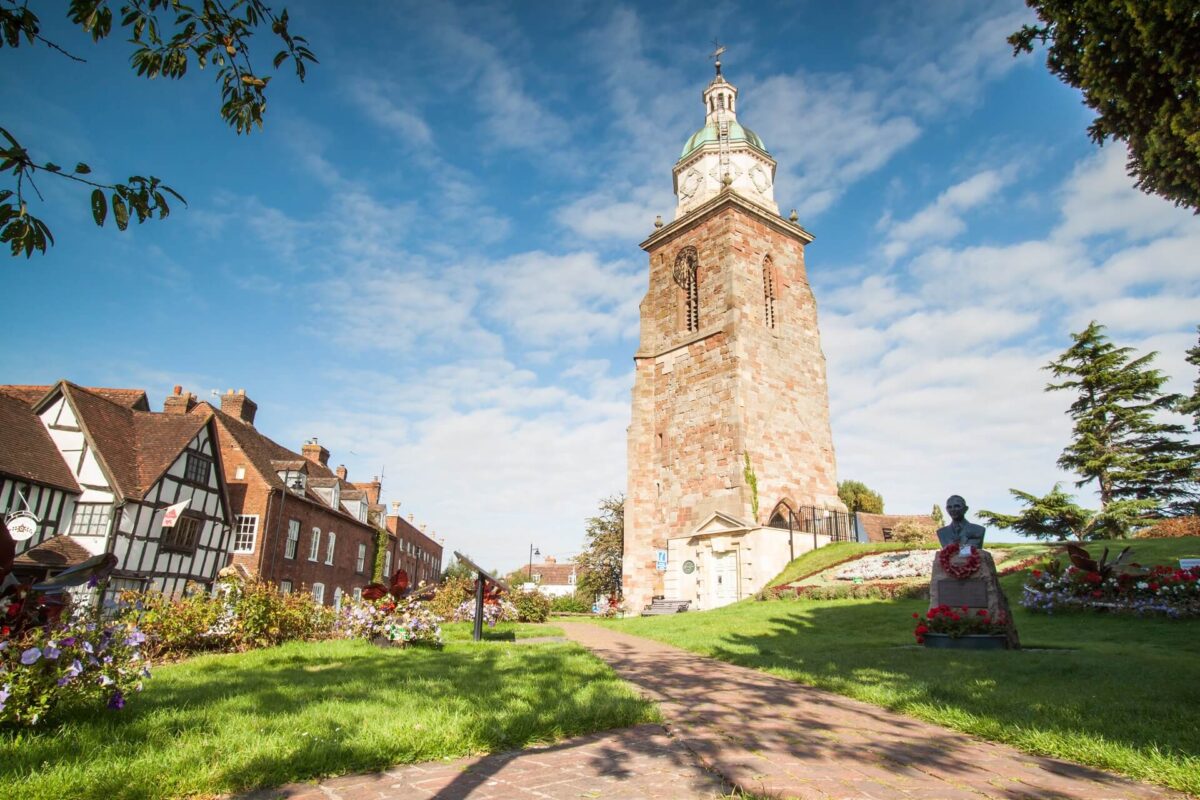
[442,621,564,642]
[2,636,656,800]
[604,538,1200,795]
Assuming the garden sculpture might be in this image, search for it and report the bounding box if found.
[936,495,986,549]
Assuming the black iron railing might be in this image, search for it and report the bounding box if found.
[768,505,857,559]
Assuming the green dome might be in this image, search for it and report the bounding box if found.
[680,122,768,159]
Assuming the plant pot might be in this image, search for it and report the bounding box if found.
[922,633,1008,650]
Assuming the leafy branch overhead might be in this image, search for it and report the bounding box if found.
[0,0,316,258]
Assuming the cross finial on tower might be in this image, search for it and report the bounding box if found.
[710,39,726,77]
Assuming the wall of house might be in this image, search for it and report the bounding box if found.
[2,477,75,554]
[107,425,231,598]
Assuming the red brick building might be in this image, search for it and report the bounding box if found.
[185,388,386,606]
[384,504,443,587]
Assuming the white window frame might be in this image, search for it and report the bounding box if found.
[234,465,246,480]
[352,587,362,601]
[383,549,392,578]
[279,579,293,594]
[309,528,321,561]
[232,514,259,554]
[325,531,336,565]
[356,542,367,574]
[285,519,300,559]
[333,586,344,610]
[311,582,325,604]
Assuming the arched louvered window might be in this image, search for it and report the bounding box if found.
[673,246,700,332]
[762,255,777,328]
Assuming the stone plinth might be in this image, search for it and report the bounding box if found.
[929,548,1020,649]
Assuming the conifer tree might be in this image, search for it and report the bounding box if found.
[1182,327,1200,432]
[1045,322,1197,517]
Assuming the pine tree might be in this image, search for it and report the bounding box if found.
[1182,327,1200,432]
[931,503,945,527]
[979,485,1151,541]
[1045,322,1197,519]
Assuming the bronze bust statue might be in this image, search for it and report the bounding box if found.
[936,495,986,549]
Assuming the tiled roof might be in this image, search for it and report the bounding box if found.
[56,383,206,500]
[0,392,80,493]
[519,561,578,586]
[13,535,92,569]
[0,385,148,410]
[856,513,936,543]
[387,514,443,552]
[194,403,373,531]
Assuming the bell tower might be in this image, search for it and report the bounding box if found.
[622,54,842,612]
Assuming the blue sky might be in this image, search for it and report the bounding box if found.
[3,1,1198,568]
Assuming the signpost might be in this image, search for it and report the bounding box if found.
[5,510,39,542]
[655,549,668,572]
[452,551,510,643]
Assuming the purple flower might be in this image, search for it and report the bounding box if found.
[67,659,83,677]
[124,629,146,646]
[82,641,94,654]
[0,684,9,711]
[44,645,61,660]
[20,647,41,665]
[61,636,77,647]
[107,690,125,710]
[98,674,113,687]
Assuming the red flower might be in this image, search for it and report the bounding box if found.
[1149,582,1159,591]
[977,609,987,616]
[915,625,929,635]
[1086,572,1103,584]
[912,613,919,619]
[1092,590,1103,598]
[1031,569,1042,578]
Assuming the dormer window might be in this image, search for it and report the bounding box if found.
[357,500,368,523]
[330,482,340,508]
[278,470,307,493]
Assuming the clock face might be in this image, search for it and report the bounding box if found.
[680,168,704,199]
[749,164,772,193]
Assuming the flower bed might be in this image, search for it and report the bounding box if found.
[1,612,148,726]
[335,594,443,647]
[1022,561,1200,618]
[452,598,517,627]
[834,551,934,582]
[912,605,1010,644]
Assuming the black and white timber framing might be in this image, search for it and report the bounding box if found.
[28,387,234,597]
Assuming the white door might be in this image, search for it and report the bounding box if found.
[711,550,739,607]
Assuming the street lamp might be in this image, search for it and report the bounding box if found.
[528,544,540,584]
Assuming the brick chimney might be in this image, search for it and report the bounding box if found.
[220,388,257,425]
[544,555,557,565]
[335,464,348,481]
[353,477,382,506]
[163,385,197,415]
[301,438,330,467]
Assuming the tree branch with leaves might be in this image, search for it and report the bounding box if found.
[0,0,316,257]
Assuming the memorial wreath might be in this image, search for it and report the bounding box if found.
[938,542,981,579]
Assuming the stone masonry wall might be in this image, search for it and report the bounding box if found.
[624,197,842,612]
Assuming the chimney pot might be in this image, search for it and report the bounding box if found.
[164,387,197,415]
[301,439,330,467]
[391,501,401,513]
[173,385,182,395]
[335,464,348,481]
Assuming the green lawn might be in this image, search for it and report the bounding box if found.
[604,538,1200,795]
[441,621,565,642]
[2,636,657,800]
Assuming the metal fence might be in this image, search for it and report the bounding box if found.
[768,505,857,558]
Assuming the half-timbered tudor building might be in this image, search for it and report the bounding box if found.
[0,390,82,581]
[190,389,386,606]
[0,382,235,598]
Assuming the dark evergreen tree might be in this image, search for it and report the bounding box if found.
[837,480,884,515]
[1182,327,1200,432]
[1045,322,1197,523]
[1011,2,1200,211]
[576,494,624,601]
[980,485,1151,541]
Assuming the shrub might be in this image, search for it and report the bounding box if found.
[511,590,552,623]
[1135,517,1200,538]
[429,575,474,620]
[892,520,937,544]
[1,613,149,727]
[912,605,1010,643]
[118,578,333,659]
[1022,560,1200,617]
[550,593,592,614]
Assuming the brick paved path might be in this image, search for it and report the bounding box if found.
[559,622,1188,800]
[240,724,728,800]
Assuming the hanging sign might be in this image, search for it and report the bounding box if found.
[655,549,668,572]
[5,510,40,542]
[161,499,191,528]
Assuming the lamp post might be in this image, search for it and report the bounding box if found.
[528,544,540,585]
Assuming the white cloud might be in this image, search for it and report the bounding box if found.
[823,146,1200,522]
[555,183,673,243]
[346,80,434,147]
[880,168,1013,262]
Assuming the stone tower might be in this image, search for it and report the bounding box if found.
[623,58,842,612]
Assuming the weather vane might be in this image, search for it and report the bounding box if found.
[710,39,726,76]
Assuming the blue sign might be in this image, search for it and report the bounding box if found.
[655,549,668,571]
